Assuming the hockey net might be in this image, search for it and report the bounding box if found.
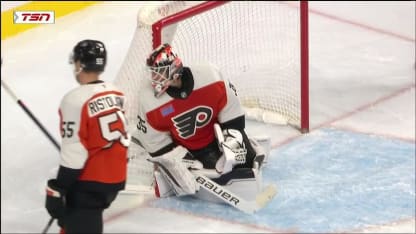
[114,1,309,193]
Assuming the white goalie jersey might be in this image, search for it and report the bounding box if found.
[135,63,245,155]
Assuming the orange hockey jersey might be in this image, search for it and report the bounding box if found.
[59,81,129,188]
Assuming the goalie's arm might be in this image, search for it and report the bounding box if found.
[135,100,176,156]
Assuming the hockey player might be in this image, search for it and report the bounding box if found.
[135,43,267,199]
[45,39,130,233]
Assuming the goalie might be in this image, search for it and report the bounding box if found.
[135,43,270,202]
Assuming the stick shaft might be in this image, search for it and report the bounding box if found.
[1,80,60,151]
[41,218,54,234]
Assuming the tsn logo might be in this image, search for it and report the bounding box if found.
[14,11,55,24]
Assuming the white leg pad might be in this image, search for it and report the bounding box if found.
[154,170,175,198]
[250,136,271,164]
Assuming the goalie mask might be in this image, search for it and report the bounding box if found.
[146,43,183,97]
[69,39,107,73]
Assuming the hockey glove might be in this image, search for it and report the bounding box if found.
[45,179,66,219]
[215,128,247,174]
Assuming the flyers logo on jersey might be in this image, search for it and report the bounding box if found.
[172,106,213,139]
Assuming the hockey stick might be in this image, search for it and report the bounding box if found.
[192,171,277,214]
[1,59,58,233]
[41,218,54,234]
[1,80,61,151]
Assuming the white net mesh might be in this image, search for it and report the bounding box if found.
[114,1,305,191]
[172,2,301,126]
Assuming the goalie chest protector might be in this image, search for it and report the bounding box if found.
[137,63,244,153]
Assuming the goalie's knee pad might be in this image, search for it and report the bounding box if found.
[249,136,270,166]
[154,170,175,198]
[182,154,203,170]
[148,146,199,197]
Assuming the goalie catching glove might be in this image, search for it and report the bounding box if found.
[147,145,200,196]
[215,127,248,174]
